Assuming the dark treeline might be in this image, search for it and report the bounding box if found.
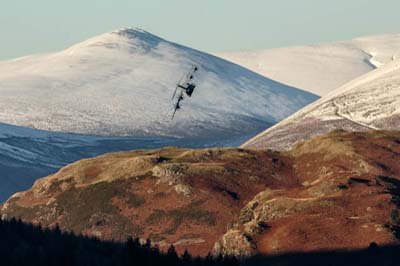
[0,218,238,266]
[1,218,400,266]
[244,243,400,266]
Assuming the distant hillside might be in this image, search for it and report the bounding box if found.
[242,59,400,151]
[215,34,400,96]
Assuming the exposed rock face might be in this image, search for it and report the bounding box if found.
[213,229,256,257]
[215,131,400,256]
[2,131,400,257]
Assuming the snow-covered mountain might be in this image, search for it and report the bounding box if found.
[242,59,400,151]
[0,28,317,142]
[0,28,319,201]
[215,34,400,96]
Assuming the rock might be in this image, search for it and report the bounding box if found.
[174,238,206,246]
[174,184,192,197]
[213,229,256,257]
[238,207,254,224]
[153,164,186,185]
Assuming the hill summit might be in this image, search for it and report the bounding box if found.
[0,28,317,143]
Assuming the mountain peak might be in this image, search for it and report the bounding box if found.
[113,27,150,35]
[64,27,164,54]
[111,27,164,42]
[0,27,317,141]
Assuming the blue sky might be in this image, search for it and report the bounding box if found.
[1,0,399,59]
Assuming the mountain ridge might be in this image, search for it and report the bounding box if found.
[214,34,400,95]
[242,58,400,150]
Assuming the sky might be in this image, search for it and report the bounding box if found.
[1,0,400,59]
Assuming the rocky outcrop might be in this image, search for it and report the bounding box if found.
[213,229,256,257]
[214,131,400,256]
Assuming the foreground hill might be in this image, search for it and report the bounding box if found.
[0,28,317,142]
[215,34,400,96]
[0,122,187,202]
[242,59,400,151]
[1,146,297,256]
[2,130,400,257]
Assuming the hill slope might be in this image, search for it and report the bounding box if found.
[242,59,400,151]
[1,146,298,256]
[215,34,400,96]
[2,131,400,256]
[0,122,185,202]
[0,28,317,141]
